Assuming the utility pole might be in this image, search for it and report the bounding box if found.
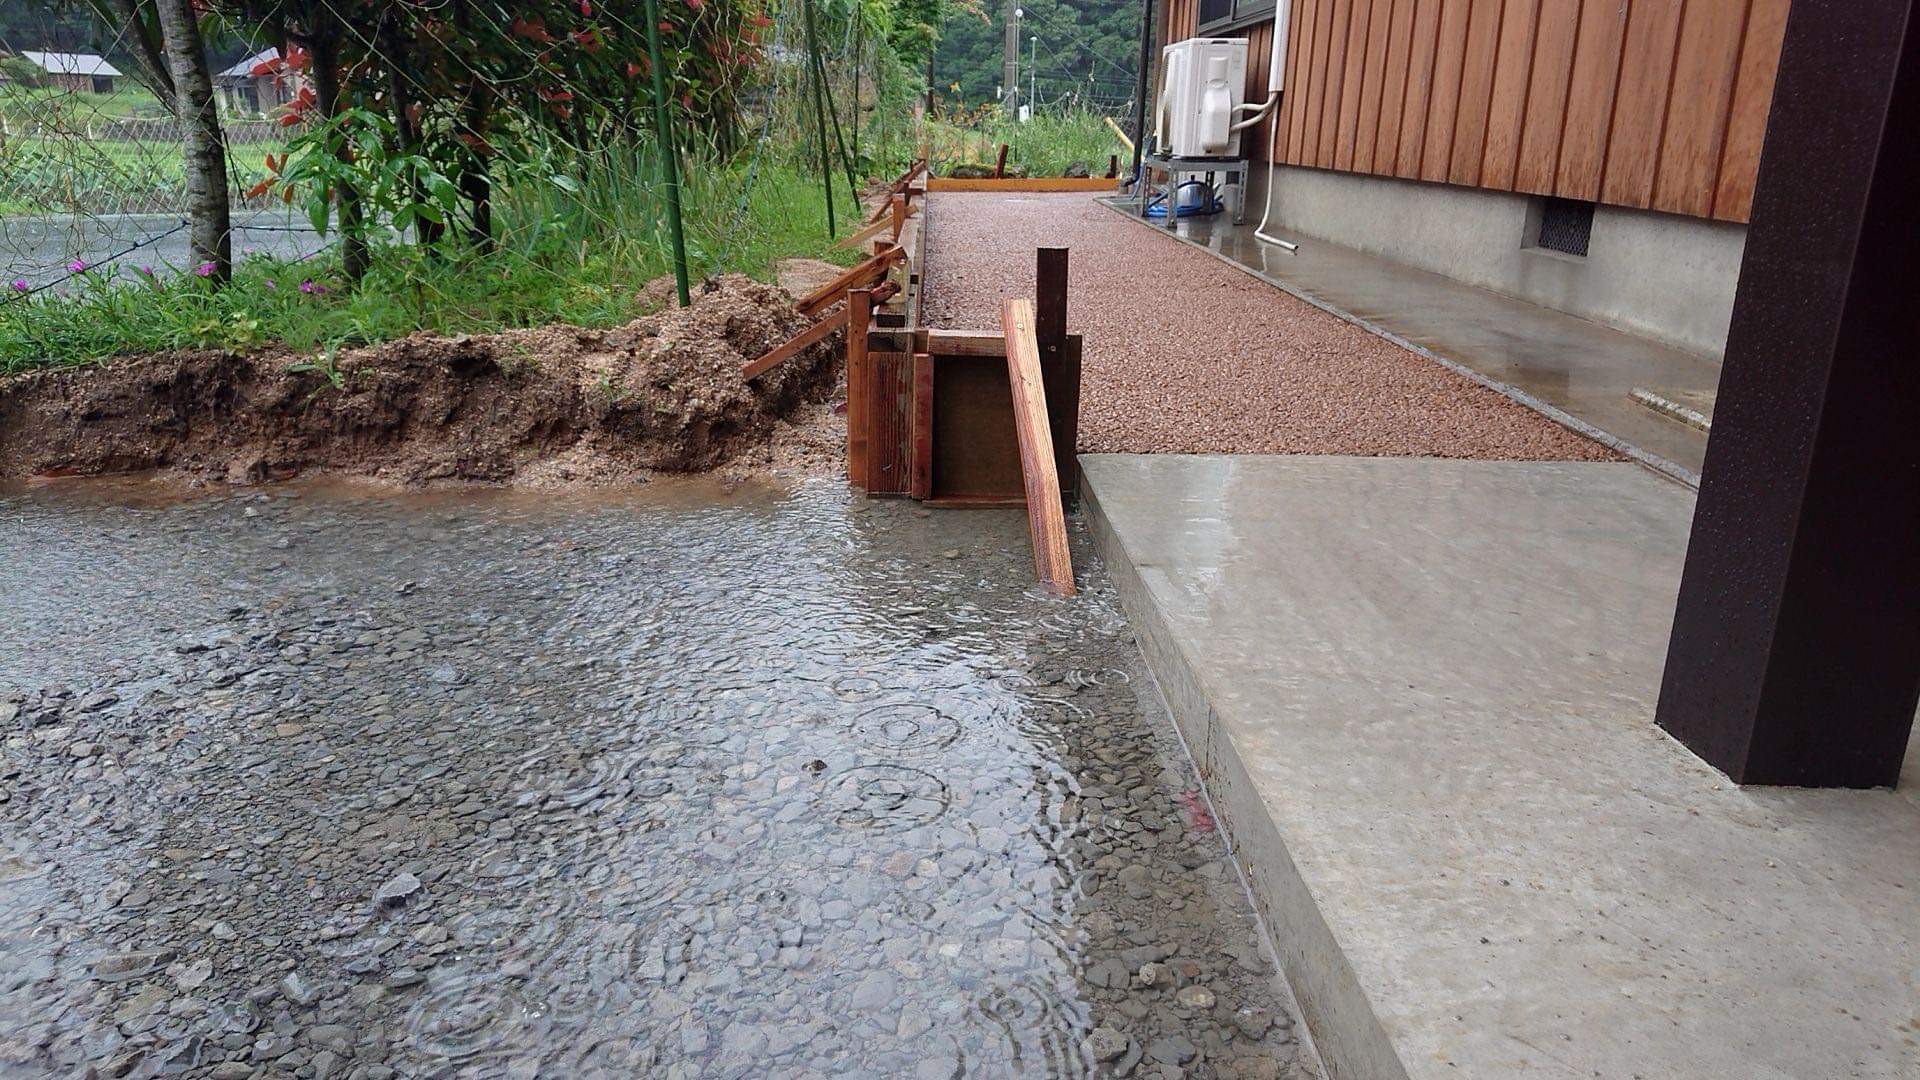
[1129,0,1155,178]
[1003,0,1020,114]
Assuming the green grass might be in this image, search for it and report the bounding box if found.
[0,153,860,373]
[0,86,171,124]
[0,135,282,215]
[922,107,1125,177]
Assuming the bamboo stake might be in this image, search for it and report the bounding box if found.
[641,0,690,305]
[803,0,836,235]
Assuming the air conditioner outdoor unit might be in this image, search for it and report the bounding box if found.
[1155,38,1248,158]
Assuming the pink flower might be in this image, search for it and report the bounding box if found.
[67,258,88,274]
[264,279,276,289]
[195,261,217,277]
[8,279,26,292]
[298,279,324,294]
[136,264,154,276]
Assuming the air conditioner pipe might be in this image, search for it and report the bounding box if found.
[1253,0,1298,252]
[1229,91,1278,132]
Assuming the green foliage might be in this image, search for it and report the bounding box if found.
[278,107,460,236]
[921,103,1122,175]
[0,152,851,373]
[932,0,1140,110]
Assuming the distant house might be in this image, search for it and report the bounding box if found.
[216,47,303,117]
[18,51,122,94]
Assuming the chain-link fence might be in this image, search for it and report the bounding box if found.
[0,81,325,291]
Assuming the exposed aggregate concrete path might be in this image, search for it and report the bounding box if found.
[921,192,1617,460]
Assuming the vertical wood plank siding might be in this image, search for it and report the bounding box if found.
[1162,0,1786,222]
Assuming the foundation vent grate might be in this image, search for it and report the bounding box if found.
[1535,197,1595,257]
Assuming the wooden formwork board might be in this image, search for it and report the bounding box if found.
[880,330,1082,506]
[865,351,915,496]
[925,177,1117,193]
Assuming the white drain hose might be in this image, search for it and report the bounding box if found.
[1254,106,1297,252]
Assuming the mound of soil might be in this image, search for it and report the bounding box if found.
[0,275,844,487]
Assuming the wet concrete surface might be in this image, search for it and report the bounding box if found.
[1082,454,1920,1079]
[0,476,1314,1079]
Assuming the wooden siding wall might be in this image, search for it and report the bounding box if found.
[1166,0,1788,222]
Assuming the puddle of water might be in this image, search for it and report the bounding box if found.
[0,478,1309,1078]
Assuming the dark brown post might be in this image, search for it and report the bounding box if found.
[1035,248,1080,498]
[1655,0,1920,787]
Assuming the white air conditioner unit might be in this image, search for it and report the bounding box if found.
[1155,38,1248,158]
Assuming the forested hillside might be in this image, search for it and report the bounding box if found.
[933,0,1142,112]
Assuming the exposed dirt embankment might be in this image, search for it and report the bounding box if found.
[0,276,843,486]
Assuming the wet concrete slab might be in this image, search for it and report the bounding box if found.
[0,476,1319,1079]
[1082,453,1920,1079]
[1100,201,1717,483]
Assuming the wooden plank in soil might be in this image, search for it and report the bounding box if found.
[797,248,902,319]
[743,307,846,381]
[1001,297,1074,597]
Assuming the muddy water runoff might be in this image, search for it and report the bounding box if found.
[0,477,1311,1079]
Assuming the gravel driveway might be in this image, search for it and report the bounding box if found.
[0,478,1314,1079]
[921,192,1616,460]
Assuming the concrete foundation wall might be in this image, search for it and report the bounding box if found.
[1247,166,1746,357]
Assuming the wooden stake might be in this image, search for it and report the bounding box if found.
[1001,297,1074,596]
[994,142,1010,179]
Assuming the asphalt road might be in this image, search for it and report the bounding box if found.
[0,209,327,288]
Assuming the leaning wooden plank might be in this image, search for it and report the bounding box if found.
[1000,297,1074,596]
[846,287,874,487]
[743,308,846,381]
[1104,115,1135,154]
[834,214,894,251]
[865,161,925,223]
[797,247,903,318]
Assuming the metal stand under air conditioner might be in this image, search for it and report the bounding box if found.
[1138,152,1251,230]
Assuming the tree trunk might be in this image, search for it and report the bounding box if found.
[89,0,173,104]
[154,0,229,282]
[307,32,369,281]
[449,0,493,252]
[381,14,442,248]
[459,90,494,252]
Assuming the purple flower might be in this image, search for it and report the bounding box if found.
[298,278,323,294]
[194,261,217,277]
[136,264,154,276]
[242,246,256,256]
[8,279,26,293]
[264,278,276,290]
[66,258,88,274]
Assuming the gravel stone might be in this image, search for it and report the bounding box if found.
[0,482,1318,1079]
[1086,1025,1131,1061]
